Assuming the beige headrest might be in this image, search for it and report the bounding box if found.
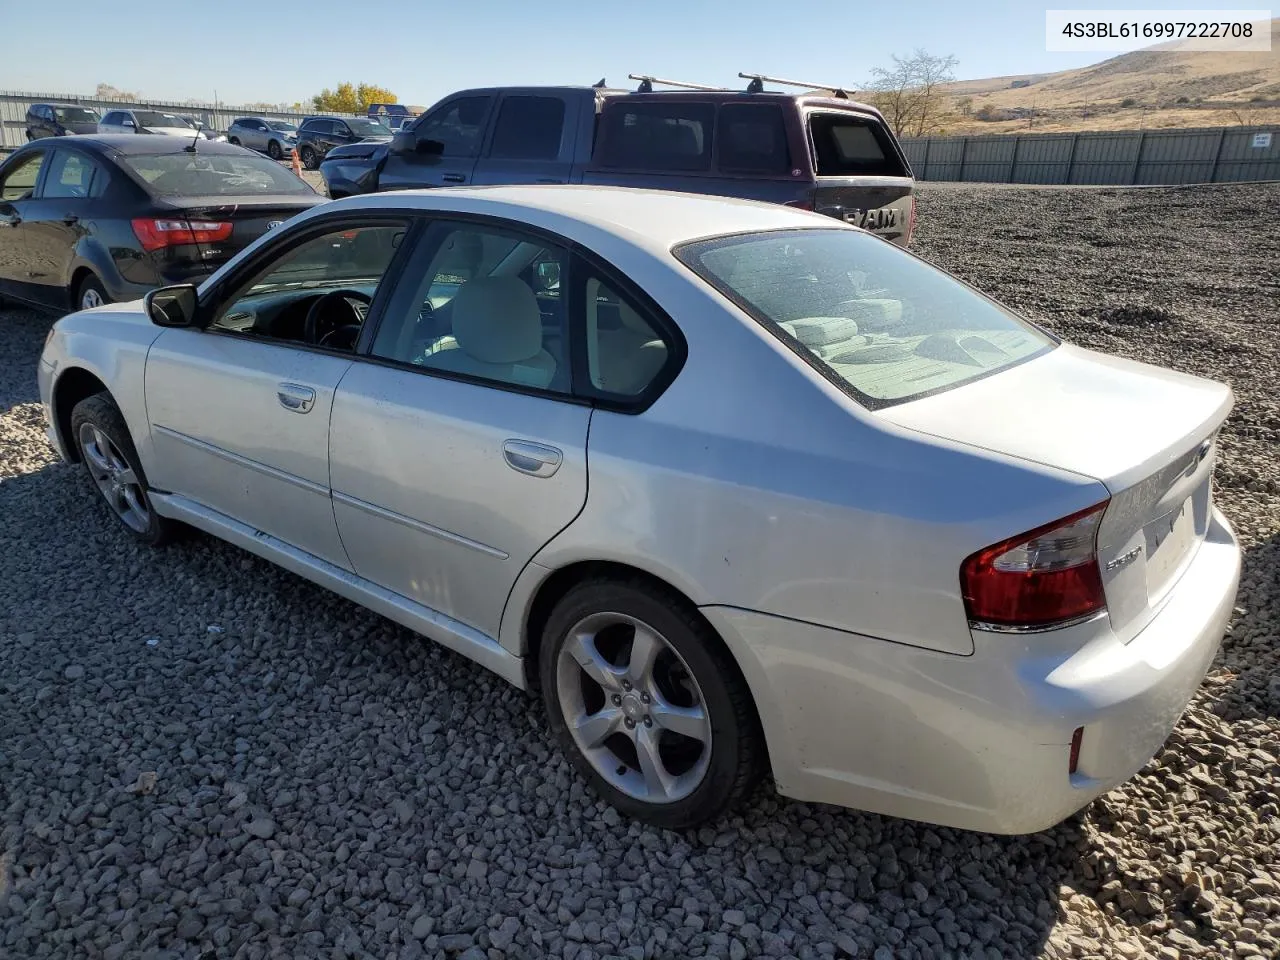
[450,278,543,364]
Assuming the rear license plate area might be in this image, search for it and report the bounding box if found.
[1145,497,1195,599]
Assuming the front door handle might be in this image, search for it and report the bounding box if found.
[503,440,563,478]
[277,383,316,413]
[442,173,466,183]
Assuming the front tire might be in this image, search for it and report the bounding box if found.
[539,577,764,830]
[70,392,176,546]
[75,274,109,311]
[267,139,283,161]
[300,146,318,170]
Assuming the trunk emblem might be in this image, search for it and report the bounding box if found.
[266,220,284,230]
[841,208,898,230]
[1105,547,1142,571]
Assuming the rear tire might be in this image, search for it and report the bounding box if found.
[228,136,241,146]
[267,139,283,161]
[538,577,764,830]
[71,392,177,547]
[300,146,318,170]
[75,274,109,311]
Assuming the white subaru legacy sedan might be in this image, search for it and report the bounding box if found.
[38,186,1240,833]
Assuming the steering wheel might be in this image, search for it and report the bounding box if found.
[303,290,372,346]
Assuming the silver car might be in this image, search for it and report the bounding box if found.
[227,117,299,161]
[37,187,1241,833]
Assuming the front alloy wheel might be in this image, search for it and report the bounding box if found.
[70,392,175,546]
[540,578,763,829]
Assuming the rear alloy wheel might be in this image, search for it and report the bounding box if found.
[300,146,318,170]
[267,139,283,161]
[76,274,109,311]
[540,578,763,829]
[71,392,176,546]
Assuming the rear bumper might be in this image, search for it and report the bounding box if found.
[700,507,1240,834]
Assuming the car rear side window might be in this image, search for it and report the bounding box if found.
[489,96,566,161]
[716,103,790,175]
[598,102,714,172]
[676,228,1053,408]
[43,151,106,199]
[808,113,905,177]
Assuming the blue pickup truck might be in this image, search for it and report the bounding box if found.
[321,78,916,246]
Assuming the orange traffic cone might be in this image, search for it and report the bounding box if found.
[291,147,302,177]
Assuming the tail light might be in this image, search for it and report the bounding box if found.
[132,218,232,252]
[961,501,1109,630]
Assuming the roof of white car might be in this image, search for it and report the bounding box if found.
[325,185,839,251]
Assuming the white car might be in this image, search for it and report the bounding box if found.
[97,109,206,138]
[37,186,1241,832]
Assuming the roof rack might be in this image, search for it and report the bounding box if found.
[628,74,731,93]
[739,72,852,99]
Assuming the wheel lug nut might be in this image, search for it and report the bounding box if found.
[622,680,632,690]
[640,692,650,703]
[643,716,652,727]
[611,694,621,705]
[625,718,635,729]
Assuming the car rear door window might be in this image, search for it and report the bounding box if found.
[413,97,492,158]
[489,96,566,160]
[372,221,570,393]
[582,273,673,398]
[716,103,790,175]
[43,151,105,199]
[808,113,904,176]
[1,152,46,201]
[598,101,714,172]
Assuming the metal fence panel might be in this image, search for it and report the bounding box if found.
[899,125,1280,185]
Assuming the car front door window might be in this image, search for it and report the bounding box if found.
[211,222,406,351]
[414,97,491,158]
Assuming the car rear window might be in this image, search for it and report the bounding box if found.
[676,228,1053,408]
[598,101,713,172]
[54,106,99,123]
[808,113,905,177]
[716,103,790,175]
[120,153,315,197]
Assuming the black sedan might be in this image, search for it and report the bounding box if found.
[0,136,326,313]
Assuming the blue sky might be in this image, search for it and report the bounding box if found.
[2,0,1253,107]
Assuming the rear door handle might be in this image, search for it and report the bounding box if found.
[503,440,563,478]
[62,213,80,225]
[442,173,466,183]
[277,383,316,413]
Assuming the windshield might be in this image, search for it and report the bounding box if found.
[676,228,1054,408]
[120,153,316,197]
[134,110,188,128]
[54,106,99,123]
[347,119,392,138]
[268,121,297,132]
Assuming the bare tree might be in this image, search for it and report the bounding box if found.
[95,82,140,102]
[865,50,959,138]
[956,96,974,117]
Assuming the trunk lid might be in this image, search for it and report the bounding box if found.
[154,195,326,267]
[880,343,1233,643]
[808,177,914,245]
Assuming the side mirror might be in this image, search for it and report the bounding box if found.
[144,284,199,328]
[535,261,561,290]
[122,119,135,129]
[416,138,444,157]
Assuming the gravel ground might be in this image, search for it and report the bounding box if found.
[2,182,1278,960]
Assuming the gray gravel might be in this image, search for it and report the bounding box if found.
[2,181,1279,959]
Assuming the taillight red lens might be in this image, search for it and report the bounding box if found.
[961,501,1109,629]
[132,217,232,252]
